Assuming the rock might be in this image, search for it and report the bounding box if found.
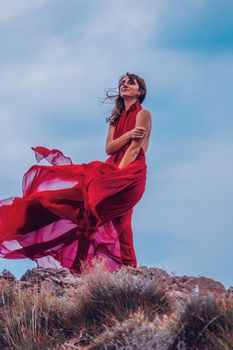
[21,267,74,282]
[20,267,83,296]
[0,269,16,281]
[171,275,225,297]
[226,286,233,298]
[0,264,232,349]
[121,266,172,289]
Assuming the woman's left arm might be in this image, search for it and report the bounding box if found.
[118,109,152,169]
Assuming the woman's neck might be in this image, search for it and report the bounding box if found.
[124,98,138,112]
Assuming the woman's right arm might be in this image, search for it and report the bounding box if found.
[105,125,130,155]
[105,124,147,155]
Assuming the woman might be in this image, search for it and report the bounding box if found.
[0,72,151,272]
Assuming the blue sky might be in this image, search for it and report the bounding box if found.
[0,0,232,287]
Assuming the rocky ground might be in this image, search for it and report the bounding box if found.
[0,264,232,349]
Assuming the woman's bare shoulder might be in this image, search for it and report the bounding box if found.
[140,108,151,116]
[137,108,152,126]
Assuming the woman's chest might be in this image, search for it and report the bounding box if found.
[114,111,138,139]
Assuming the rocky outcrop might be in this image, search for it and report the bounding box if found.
[0,265,232,350]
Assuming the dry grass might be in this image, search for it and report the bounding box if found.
[2,287,64,349]
[0,279,17,348]
[170,296,233,350]
[75,261,170,340]
[0,279,84,349]
[57,312,175,350]
[87,311,177,350]
[0,261,171,349]
[0,263,232,350]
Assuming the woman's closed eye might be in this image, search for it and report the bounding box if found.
[120,81,134,87]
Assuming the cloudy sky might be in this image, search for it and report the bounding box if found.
[0,0,232,287]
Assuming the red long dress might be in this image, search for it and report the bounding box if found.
[0,101,147,272]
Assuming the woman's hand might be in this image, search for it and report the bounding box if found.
[128,127,147,140]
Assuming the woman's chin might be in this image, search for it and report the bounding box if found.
[121,93,136,99]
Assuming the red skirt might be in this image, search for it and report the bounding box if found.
[0,147,146,272]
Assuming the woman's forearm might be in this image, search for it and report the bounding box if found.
[106,132,131,155]
[118,147,139,169]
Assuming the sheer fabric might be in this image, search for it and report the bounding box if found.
[0,102,146,272]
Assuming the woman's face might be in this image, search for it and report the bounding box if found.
[119,75,140,99]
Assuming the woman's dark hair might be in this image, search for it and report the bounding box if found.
[104,72,147,125]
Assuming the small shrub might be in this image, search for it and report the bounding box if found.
[55,261,172,348]
[89,311,176,350]
[77,262,170,338]
[170,296,233,350]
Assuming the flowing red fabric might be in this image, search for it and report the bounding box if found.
[0,102,146,272]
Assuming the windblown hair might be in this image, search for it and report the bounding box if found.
[105,72,147,125]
